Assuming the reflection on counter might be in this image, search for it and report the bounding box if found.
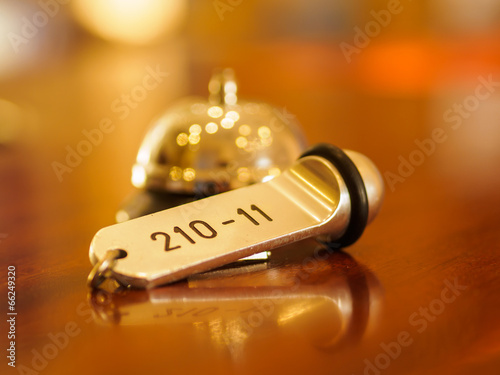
[89,239,383,356]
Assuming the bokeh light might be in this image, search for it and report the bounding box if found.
[71,0,188,45]
[207,106,223,118]
[205,122,218,134]
[0,1,70,78]
[176,133,189,146]
[221,118,235,129]
[169,166,183,181]
[182,168,196,181]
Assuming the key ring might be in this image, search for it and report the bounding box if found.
[87,249,127,289]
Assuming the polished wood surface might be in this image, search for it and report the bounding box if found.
[1,2,500,374]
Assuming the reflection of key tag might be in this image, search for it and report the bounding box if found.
[89,243,383,351]
[88,143,384,289]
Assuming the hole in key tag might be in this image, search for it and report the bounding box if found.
[87,144,384,289]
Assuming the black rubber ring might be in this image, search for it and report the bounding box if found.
[300,144,369,248]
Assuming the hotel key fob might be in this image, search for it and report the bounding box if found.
[88,143,384,289]
[87,70,384,289]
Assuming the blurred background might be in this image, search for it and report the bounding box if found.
[1,0,500,178]
[1,1,500,374]
[1,0,500,193]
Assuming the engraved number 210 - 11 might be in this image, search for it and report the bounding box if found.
[150,204,273,252]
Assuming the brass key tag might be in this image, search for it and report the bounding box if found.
[88,145,384,289]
